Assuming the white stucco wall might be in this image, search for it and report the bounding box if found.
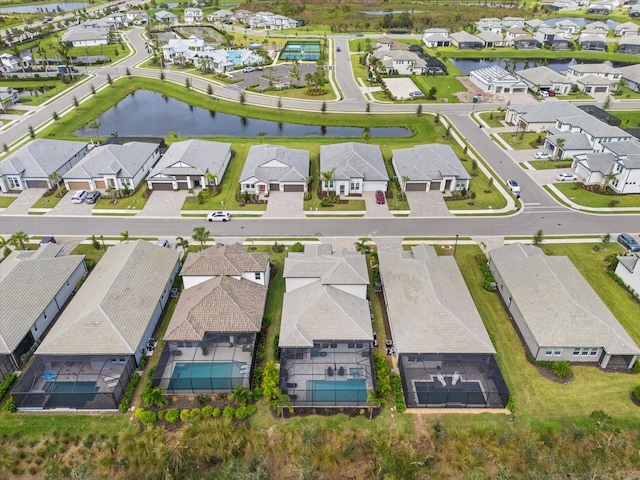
[615,261,640,293]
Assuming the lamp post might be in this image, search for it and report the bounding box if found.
[453,234,459,258]
[100,234,106,251]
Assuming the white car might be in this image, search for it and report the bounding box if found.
[535,152,551,159]
[556,172,578,181]
[71,190,88,203]
[540,90,549,98]
[207,211,231,222]
[242,67,254,73]
[507,179,521,196]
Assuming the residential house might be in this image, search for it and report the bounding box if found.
[154,10,178,24]
[248,11,298,30]
[512,35,542,49]
[565,63,622,84]
[534,27,558,45]
[392,144,470,192]
[372,49,426,75]
[515,66,574,94]
[11,241,181,410]
[551,36,574,50]
[154,244,269,393]
[378,244,508,408]
[124,10,150,26]
[524,19,548,31]
[239,144,309,194]
[505,101,587,132]
[0,244,86,383]
[505,27,527,43]
[555,19,580,35]
[475,17,502,33]
[619,35,640,54]
[62,141,161,192]
[489,243,640,369]
[0,53,29,72]
[424,56,447,74]
[184,7,204,24]
[572,140,640,193]
[0,87,20,111]
[576,74,617,93]
[147,140,231,191]
[544,0,581,10]
[162,36,205,62]
[579,34,608,51]
[319,143,389,195]
[502,16,525,28]
[478,31,507,47]
[632,4,640,16]
[449,31,483,49]
[619,63,640,90]
[582,22,610,38]
[0,139,89,193]
[61,23,111,47]
[206,9,233,22]
[279,244,374,407]
[588,2,613,13]
[615,21,640,36]
[615,253,640,293]
[422,28,451,47]
[469,66,528,94]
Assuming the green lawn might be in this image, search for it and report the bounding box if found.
[615,86,640,100]
[260,85,337,101]
[70,242,107,264]
[350,52,370,84]
[254,246,286,363]
[478,111,505,128]
[555,92,593,101]
[412,74,465,103]
[94,186,149,210]
[497,132,543,150]
[7,77,86,106]
[455,245,640,428]
[0,196,16,207]
[529,160,573,170]
[554,183,640,208]
[608,110,640,128]
[31,188,67,209]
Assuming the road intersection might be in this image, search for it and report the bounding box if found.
[1,27,639,240]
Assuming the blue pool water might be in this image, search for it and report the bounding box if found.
[308,379,367,403]
[227,50,243,64]
[170,361,245,390]
[44,381,97,393]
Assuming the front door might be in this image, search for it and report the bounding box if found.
[339,184,345,194]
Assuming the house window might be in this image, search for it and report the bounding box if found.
[590,348,599,356]
[554,348,562,356]
[246,183,255,189]
[350,182,360,191]
[330,343,337,349]
[455,180,467,190]
[573,348,581,356]
[545,349,553,356]
[347,343,355,348]
[7,176,21,189]
[255,272,261,280]
[121,178,132,187]
[356,342,363,349]
[581,349,589,356]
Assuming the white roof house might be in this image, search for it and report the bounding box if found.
[319,142,389,195]
[422,28,450,47]
[61,24,110,47]
[515,66,574,95]
[489,243,640,369]
[469,66,528,94]
[239,144,309,194]
[154,10,178,23]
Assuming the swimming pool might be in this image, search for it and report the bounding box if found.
[307,379,367,403]
[227,50,244,64]
[44,381,98,393]
[170,362,246,391]
[415,380,486,406]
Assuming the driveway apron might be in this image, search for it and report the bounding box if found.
[264,191,304,218]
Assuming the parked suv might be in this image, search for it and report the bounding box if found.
[618,233,640,252]
[85,191,101,204]
[71,190,88,203]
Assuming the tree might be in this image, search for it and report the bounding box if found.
[72,96,79,107]
[107,74,113,85]
[257,131,267,144]
[354,239,368,253]
[428,86,437,99]
[277,96,282,109]
[9,231,29,250]
[207,83,213,95]
[28,125,35,138]
[141,387,169,408]
[601,233,611,249]
[175,236,189,256]
[168,131,180,142]
[90,84,96,95]
[269,390,292,418]
[321,101,327,113]
[125,67,131,76]
[184,77,191,89]
[87,119,101,143]
[416,104,422,117]
[52,111,59,123]
[48,171,62,197]
[192,226,210,251]
[366,389,384,419]
[239,91,246,105]
[0,236,11,258]
[229,385,250,407]
[159,71,165,81]
[533,229,544,246]
[320,168,335,195]
[120,230,129,242]
[204,172,218,193]
[366,102,371,113]
[553,137,565,161]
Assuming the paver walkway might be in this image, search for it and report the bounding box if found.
[362,192,392,218]
[263,191,304,218]
[139,190,188,217]
[406,191,452,217]
[0,189,45,215]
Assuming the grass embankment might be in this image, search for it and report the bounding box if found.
[0,78,86,106]
[455,244,640,428]
[497,132,542,150]
[254,246,286,363]
[529,160,573,170]
[554,182,640,208]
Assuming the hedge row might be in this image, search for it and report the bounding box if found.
[135,404,257,426]
[0,372,17,401]
[118,372,141,412]
[390,373,406,413]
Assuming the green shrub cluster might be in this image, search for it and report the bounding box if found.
[118,372,140,412]
[273,334,280,360]
[134,407,158,426]
[0,372,17,401]
[607,271,640,303]
[536,360,572,379]
[290,242,304,252]
[476,256,496,291]
[320,194,341,207]
[390,373,406,413]
[373,353,391,398]
[2,396,17,412]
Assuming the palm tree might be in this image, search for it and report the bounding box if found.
[119,230,129,242]
[168,130,180,142]
[354,239,368,253]
[269,390,292,418]
[229,385,250,407]
[601,171,618,191]
[9,231,29,250]
[0,235,11,258]
[553,137,565,161]
[175,236,189,256]
[204,172,218,193]
[192,226,210,251]
[48,171,62,197]
[87,119,101,143]
[257,131,267,144]
[320,168,335,196]
[141,387,169,408]
[366,389,384,419]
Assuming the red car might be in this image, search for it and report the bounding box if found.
[375,190,386,205]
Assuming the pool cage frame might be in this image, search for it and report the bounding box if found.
[398,353,509,408]
[12,355,136,410]
[279,342,376,407]
[152,332,257,394]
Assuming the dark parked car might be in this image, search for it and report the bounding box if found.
[375,190,386,205]
[39,236,56,247]
[618,233,640,252]
[85,191,101,204]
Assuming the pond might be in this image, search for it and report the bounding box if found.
[545,17,619,29]
[0,2,86,13]
[74,90,412,138]
[450,58,630,75]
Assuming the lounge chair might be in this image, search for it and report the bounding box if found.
[286,382,298,388]
[452,371,460,386]
[327,367,334,377]
[436,371,447,387]
[338,367,345,376]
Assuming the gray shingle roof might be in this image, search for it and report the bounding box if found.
[515,66,571,86]
[63,142,159,180]
[320,142,389,182]
[575,152,616,174]
[378,244,496,355]
[148,139,231,180]
[181,243,269,277]
[489,243,640,355]
[240,144,309,184]
[450,31,482,43]
[508,101,585,124]
[547,131,594,150]
[392,144,470,182]
[37,241,180,356]
[0,245,85,355]
[556,115,631,139]
[164,276,267,341]
[616,253,639,273]
[0,139,87,179]
[619,63,640,84]
[279,280,372,347]
[283,244,369,285]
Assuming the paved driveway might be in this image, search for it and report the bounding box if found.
[406,191,452,217]
[362,191,392,218]
[140,190,189,217]
[264,191,304,218]
[526,168,578,186]
[0,189,44,215]
[46,196,94,216]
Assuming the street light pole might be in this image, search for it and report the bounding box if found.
[100,234,106,251]
[453,234,459,258]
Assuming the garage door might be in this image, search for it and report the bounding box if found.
[269,183,281,191]
[594,86,608,93]
[430,182,441,191]
[283,184,304,192]
[177,181,189,190]
[67,181,91,190]
[94,180,106,189]
[150,182,174,191]
[405,182,427,191]
[25,180,48,188]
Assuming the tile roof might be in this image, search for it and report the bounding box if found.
[283,244,369,285]
[181,243,269,277]
[148,139,231,179]
[240,144,309,184]
[37,241,180,356]
[164,276,267,341]
[320,142,389,182]
[490,243,640,355]
[378,245,496,355]
[0,245,85,354]
[515,66,572,86]
[63,142,159,180]
[575,152,616,174]
[392,144,470,182]
[0,140,87,179]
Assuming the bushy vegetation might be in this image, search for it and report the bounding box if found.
[476,255,497,291]
[390,373,406,413]
[118,372,140,412]
[373,353,391,398]
[535,360,573,379]
[0,373,17,402]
